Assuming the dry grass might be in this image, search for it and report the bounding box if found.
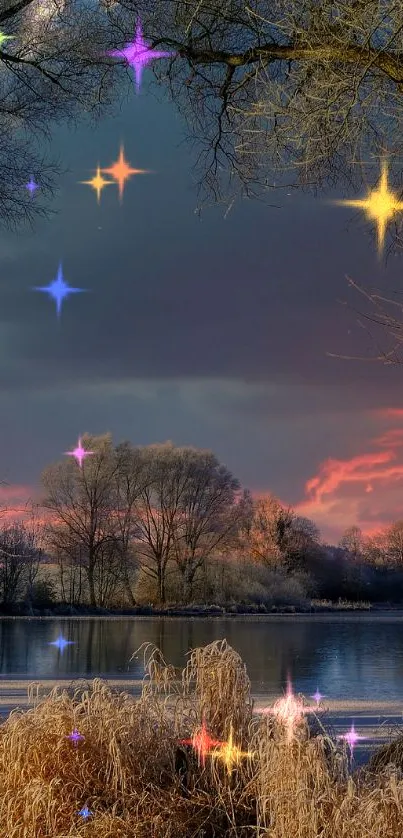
[0,639,402,836]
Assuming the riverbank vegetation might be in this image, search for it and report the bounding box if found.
[1,638,402,837]
[2,435,403,616]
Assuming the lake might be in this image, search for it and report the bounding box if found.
[2,611,403,770]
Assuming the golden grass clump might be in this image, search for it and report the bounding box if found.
[0,639,401,836]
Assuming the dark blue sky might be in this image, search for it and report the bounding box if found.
[1,70,403,543]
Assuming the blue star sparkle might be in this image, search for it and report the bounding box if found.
[33,262,86,318]
[77,806,93,819]
[48,634,76,652]
[25,176,39,195]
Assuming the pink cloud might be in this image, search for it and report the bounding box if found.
[294,409,403,541]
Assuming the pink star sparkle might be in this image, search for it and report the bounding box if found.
[65,436,94,468]
[106,17,176,93]
[311,688,324,705]
[337,722,366,759]
[256,675,323,743]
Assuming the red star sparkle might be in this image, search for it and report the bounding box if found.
[179,716,223,767]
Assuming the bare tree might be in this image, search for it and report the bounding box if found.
[380,520,403,569]
[40,433,121,607]
[109,0,403,231]
[131,442,196,605]
[339,525,365,559]
[45,526,88,605]
[0,518,43,606]
[241,494,294,569]
[109,441,150,606]
[327,274,403,367]
[3,0,403,236]
[169,449,243,602]
[0,0,137,230]
[241,495,320,573]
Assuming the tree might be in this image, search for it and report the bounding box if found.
[243,495,320,575]
[3,0,403,242]
[128,442,208,605]
[0,0,133,230]
[0,518,44,606]
[168,449,243,602]
[123,0,403,233]
[381,520,403,569]
[40,433,125,607]
[243,494,295,569]
[285,514,321,572]
[327,275,403,368]
[109,441,148,605]
[339,526,364,560]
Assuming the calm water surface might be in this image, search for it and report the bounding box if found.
[0,612,403,703]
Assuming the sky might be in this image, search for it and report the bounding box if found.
[1,44,403,545]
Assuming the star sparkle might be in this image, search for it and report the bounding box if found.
[66,728,85,747]
[337,722,366,761]
[25,176,39,195]
[331,159,403,256]
[77,806,93,819]
[256,675,323,744]
[101,144,150,202]
[106,17,175,93]
[0,31,15,49]
[209,722,256,776]
[65,436,95,468]
[49,634,75,652]
[179,716,223,768]
[79,164,113,204]
[33,262,86,319]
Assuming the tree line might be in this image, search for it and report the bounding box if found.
[0,435,403,611]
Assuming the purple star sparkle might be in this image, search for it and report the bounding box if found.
[33,262,86,318]
[311,689,324,705]
[106,17,175,93]
[66,727,85,746]
[25,177,39,195]
[65,436,95,468]
[49,634,75,653]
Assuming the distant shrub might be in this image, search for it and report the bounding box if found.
[30,578,57,608]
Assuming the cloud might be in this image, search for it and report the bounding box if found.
[294,409,403,542]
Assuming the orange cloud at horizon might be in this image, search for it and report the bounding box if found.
[294,410,403,543]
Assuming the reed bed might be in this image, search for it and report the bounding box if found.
[0,639,402,836]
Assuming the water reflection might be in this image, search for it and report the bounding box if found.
[0,615,402,702]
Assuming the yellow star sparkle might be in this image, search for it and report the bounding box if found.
[0,31,15,48]
[331,159,403,256]
[79,165,113,204]
[210,723,256,776]
[101,144,150,202]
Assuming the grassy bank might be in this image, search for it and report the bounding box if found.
[0,598,385,618]
[0,639,402,837]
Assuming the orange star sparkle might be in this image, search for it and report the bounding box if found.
[79,165,113,204]
[331,159,403,256]
[210,722,255,776]
[101,144,150,202]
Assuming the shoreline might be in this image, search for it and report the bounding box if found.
[0,602,402,619]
